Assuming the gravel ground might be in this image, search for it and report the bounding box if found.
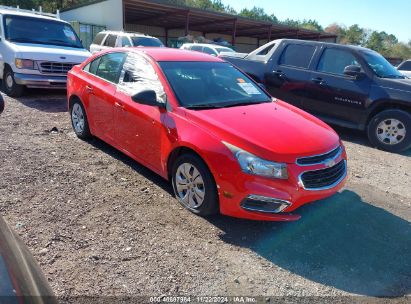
[0,91,410,301]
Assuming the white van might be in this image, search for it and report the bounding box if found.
[0,6,91,97]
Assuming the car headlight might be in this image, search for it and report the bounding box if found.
[15,59,35,69]
[223,142,288,179]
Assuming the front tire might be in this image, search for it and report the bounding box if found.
[171,153,219,216]
[367,109,411,153]
[70,99,91,139]
[3,67,24,97]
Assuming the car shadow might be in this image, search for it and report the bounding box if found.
[0,84,67,113]
[81,136,411,296]
[86,137,173,194]
[207,190,411,297]
[332,125,411,157]
[16,89,66,113]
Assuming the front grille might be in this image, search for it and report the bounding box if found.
[297,146,342,166]
[300,160,346,190]
[39,62,75,74]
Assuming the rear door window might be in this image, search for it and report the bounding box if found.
[317,48,361,75]
[257,43,275,56]
[191,45,203,52]
[95,52,126,83]
[279,44,316,69]
[203,47,216,55]
[93,33,106,45]
[103,34,117,47]
[398,61,411,71]
[121,36,132,47]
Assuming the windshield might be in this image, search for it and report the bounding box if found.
[159,61,271,109]
[4,15,83,48]
[362,50,404,79]
[215,47,235,53]
[131,37,164,47]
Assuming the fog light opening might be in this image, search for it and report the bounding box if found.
[241,195,291,214]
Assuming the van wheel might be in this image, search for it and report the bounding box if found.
[367,109,411,153]
[171,153,219,216]
[70,99,91,139]
[3,67,24,97]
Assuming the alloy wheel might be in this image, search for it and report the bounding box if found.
[174,162,206,209]
[71,103,85,134]
[376,118,406,145]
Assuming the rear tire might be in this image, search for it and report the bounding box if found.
[0,94,4,114]
[367,109,411,153]
[70,99,91,139]
[171,153,219,216]
[3,66,24,97]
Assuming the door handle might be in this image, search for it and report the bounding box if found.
[85,85,93,93]
[311,78,326,85]
[114,101,125,110]
[273,70,286,78]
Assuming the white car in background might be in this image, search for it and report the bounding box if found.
[397,60,411,77]
[89,31,164,54]
[180,43,235,56]
[0,6,91,97]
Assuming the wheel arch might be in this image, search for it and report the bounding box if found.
[366,99,411,126]
[166,146,207,181]
[68,94,82,110]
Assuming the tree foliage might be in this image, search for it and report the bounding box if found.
[238,6,278,23]
[324,23,411,58]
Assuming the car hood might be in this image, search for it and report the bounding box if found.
[10,42,91,63]
[185,101,340,163]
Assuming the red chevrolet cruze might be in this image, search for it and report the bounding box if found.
[67,48,347,221]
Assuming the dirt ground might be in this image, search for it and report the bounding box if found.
[0,90,410,300]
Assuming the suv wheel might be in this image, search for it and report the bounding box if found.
[171,153,219,216]
[367,109,411,153]
[3,67,24,97]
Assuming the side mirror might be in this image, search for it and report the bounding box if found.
[344,65,364,79]
[131,90,165,108]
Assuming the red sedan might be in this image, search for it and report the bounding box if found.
[67,48,347,221]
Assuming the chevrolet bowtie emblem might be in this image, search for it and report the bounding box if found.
[325,158,336,168]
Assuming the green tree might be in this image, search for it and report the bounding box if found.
[365,31,386,54]
[343,24,365,45]
[239,6,278,23]
[281,18,300,27]
[300,19,323,31]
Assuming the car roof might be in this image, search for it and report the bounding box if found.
[0,9,67,23]
[99,30,156,38]
[111,47,224,62]
[273,38,371,52]
[182,43,230,48]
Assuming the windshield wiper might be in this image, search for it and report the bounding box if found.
[382,74,405,79]
[9,38,41,43]
[185,104,224,110]
[219,100,270,108]
[47,39,81,48]
[185,100,271,110]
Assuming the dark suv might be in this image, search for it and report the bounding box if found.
[0,94,4,114]
[222,39,411,152]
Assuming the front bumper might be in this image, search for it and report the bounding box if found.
[14,73,67,89]
[215,148,347,221]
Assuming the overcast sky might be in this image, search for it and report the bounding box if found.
[223,0,411,43]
